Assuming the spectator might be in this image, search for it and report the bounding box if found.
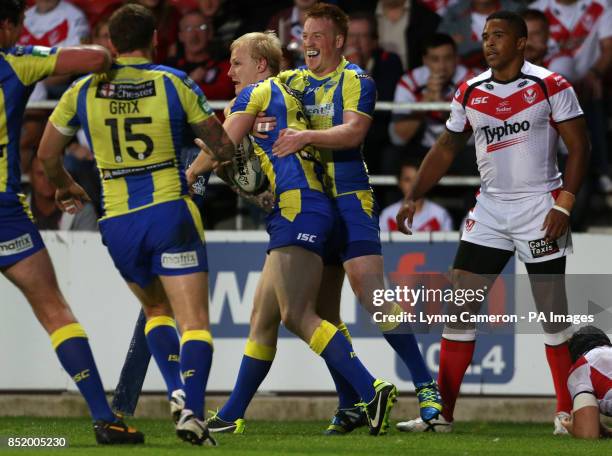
[196,0,245,54]
[19,0,90,100]
[438,0,518,68]
[532,0,612,194]
[90,12,112,51]
[132,0,181,62]
[419,0,459,16]
[375,0,441,69]
[166,10,234,102]
[20,0,90,48]
[345,12,403,173]
[267,0,318,68]
[27,156,98,231]
[379,158,453,232]
[387,33,476,173]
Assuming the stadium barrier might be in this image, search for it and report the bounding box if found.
[2,231,611,395]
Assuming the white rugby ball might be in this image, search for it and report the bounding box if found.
[229,137,266,194]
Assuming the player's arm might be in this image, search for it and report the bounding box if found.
[272,111,371,157]
[37,122,90,213]
[190,116,237,164]
[561,393,602,439]
[396,129,471,234]
[53,45,112,76]
[540,113,590,242]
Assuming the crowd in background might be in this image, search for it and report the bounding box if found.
[17,0,612,232]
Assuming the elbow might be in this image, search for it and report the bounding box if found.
[346,131,368,149]
[84,46,112,73]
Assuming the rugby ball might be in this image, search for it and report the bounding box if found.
[229,137,266,194]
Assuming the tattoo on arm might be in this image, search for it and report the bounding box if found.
[437,129,471,153]
[192,117,236,162]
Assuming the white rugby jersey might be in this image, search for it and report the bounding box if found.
[379,200,453,232]
[392,64,475,147]
[446,61,583,200]
[19,0,90,47]
[568,345,612,417]
[532,0,612,80]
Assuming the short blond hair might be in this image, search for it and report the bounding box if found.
[230,31,282,76]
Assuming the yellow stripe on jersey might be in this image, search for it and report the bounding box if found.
[49,57,214,219]
[0,88,7,193]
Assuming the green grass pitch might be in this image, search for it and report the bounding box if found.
[0,418,610,455]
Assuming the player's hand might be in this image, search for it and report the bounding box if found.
[254,190,275,213]
[55,182,90,214]
[541,208,570,242]
[253,112,277,139]
[272,128,307,157]
[560,415,574,436]
[424,73,445,101]
[396,198,417,235]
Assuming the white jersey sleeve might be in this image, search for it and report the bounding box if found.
[545,73,584,123]
[568,357,594,400]
[446,82,472,133]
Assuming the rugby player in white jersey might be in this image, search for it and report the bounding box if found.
[396,11,590,434]
[563,326,612,439]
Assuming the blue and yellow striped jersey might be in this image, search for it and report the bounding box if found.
[229,77,324,198]
[0,45,58,203]
[279,58,376,197]
[50,57,214,219]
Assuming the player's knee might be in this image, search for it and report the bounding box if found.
[279,309,302,336]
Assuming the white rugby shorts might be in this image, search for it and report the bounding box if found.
[461,190,572,263]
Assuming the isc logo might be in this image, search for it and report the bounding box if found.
[471,96,489,105]
[73,369,90,383]
[297,233,317,243]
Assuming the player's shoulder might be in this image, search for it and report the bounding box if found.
[453,69,491,103]
[151,64,205,94]
[145,64,187,81]
[523,61,574,94]
[584,345,612,365]
[343,61,374,82]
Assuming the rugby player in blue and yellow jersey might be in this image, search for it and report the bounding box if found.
[37,4,238,446]
[0,0,144,445]
[262,3,443,433]
[189,31,397,437]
